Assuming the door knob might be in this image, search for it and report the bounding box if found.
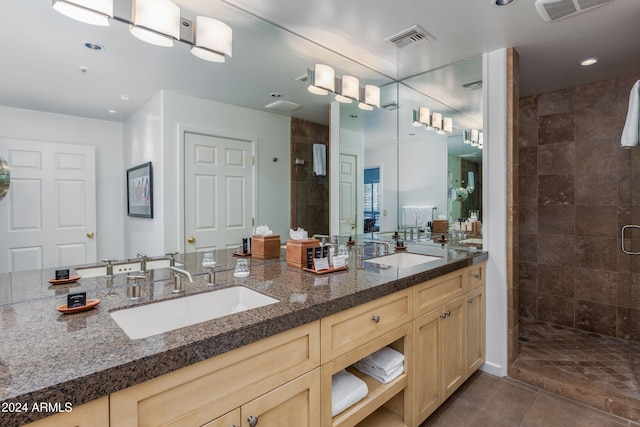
[187,236,196,244]
[87,232,94,238]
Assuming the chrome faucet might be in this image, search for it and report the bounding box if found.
[137,252,148,273]
[312,234,330,246]
[169,266,193,294]
[101,258,118,277]
[363,239,392,256]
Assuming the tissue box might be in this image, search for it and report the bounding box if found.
[432,220,449,233]
[252,235,281,259]
[286,239,320,268]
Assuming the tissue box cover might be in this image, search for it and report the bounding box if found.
[252,235,281,259]
[286,239,320,268]
[432,220,449,233]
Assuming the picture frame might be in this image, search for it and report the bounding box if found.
[127,162,153,218]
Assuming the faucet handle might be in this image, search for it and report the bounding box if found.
[165,252,179,267]
[101,258,118,265]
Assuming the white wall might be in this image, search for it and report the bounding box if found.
[397,134,448,226]
[365,141,398,233]
[121,91,291,256]
[123,93,164,258]
[482,49,509,377]
[0,106,125,260]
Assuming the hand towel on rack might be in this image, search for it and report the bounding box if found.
[621,80,640,147]
[331,369,368,417]
[401,206,417,227]
[415,206,433,226]
[313,143,327,176]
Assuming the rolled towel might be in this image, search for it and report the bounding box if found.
[331,369,368,417]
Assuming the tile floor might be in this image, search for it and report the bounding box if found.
[509,318,640,423]
[420,370,637,426]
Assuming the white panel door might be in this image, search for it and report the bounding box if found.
[184,132,254,253]
[0,139,96,273]
[339,154,357,235]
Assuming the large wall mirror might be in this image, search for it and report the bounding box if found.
[335,56,483,238]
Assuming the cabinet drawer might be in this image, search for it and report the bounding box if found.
[467,263,486,290]
[321,289,412,363]
[414,270,464,316]
[110,321,320,427]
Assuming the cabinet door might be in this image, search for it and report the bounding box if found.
[465,285,486,376]
[442,296,465,398]
[25,397,108,427]
[241,369,320,427]
[413,309,442,424]
[202,409,241,427]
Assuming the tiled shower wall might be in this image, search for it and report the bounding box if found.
[518,73,640,339]
[290,117,330,237]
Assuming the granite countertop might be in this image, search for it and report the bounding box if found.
[0,242,487,426]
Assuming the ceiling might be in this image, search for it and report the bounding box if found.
[0,0,638,126]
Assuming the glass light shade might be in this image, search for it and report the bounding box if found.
[431,112,442,130]
[308,85,328,95]
[334,94,353,103]
[412,110,423,127]
[340,75,360,101]
[191,16,232,62]
[314,64,335,92]
[130,0,180,47]
[443,117,453,133]
[419,107,430,125]
[364,85,380,108]
[464,130,472,144]
[358,102,374,111]
[52,0,113,26]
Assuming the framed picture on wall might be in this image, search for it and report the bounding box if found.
[127,162,153,218]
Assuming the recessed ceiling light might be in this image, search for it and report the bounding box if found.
[83,41,104,51]
[494,0,516,5]
[580,58,598,66]
[108,109,117,114]
[270,92,282,98]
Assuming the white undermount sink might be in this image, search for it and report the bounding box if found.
[76,259,181,278]
[110,286,279,339]
[365,252,441,268]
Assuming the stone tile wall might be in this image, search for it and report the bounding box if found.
[290,117,330,237]
[518,73,640,339]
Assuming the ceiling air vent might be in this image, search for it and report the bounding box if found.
[384,25,435,50]
[462,80,483,91]
[534,0,612,22]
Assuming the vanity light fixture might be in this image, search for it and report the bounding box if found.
[412,107,452,133]
[335,75,360,103]
[191,16,232,62]
[304,64,380,110]
[52,0,233,63]
[130,0,180,47]
[52,0,113,26]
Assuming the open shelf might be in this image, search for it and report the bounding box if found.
[354,405,406,427]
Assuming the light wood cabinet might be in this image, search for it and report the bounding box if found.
[413,263,486,426]
[110,321,320,426]
[202,409,240,427]
[321,289,412,364]
[320,289,414,427]
[465,285,486,377]
[25,397,108,427]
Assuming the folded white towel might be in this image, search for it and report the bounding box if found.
[402,206,417,227]
[352,361,404,384]
[621,80,640,147]
[356,346,405,374]
[331,369,368,417]
[313,144,327,176]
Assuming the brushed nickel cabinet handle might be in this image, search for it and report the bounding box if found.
[371,315,380,323]
[467,298,474,303]
[472,272,480,279]
[248,416,258,427]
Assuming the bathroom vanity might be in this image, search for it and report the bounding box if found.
[0,243,486,427]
